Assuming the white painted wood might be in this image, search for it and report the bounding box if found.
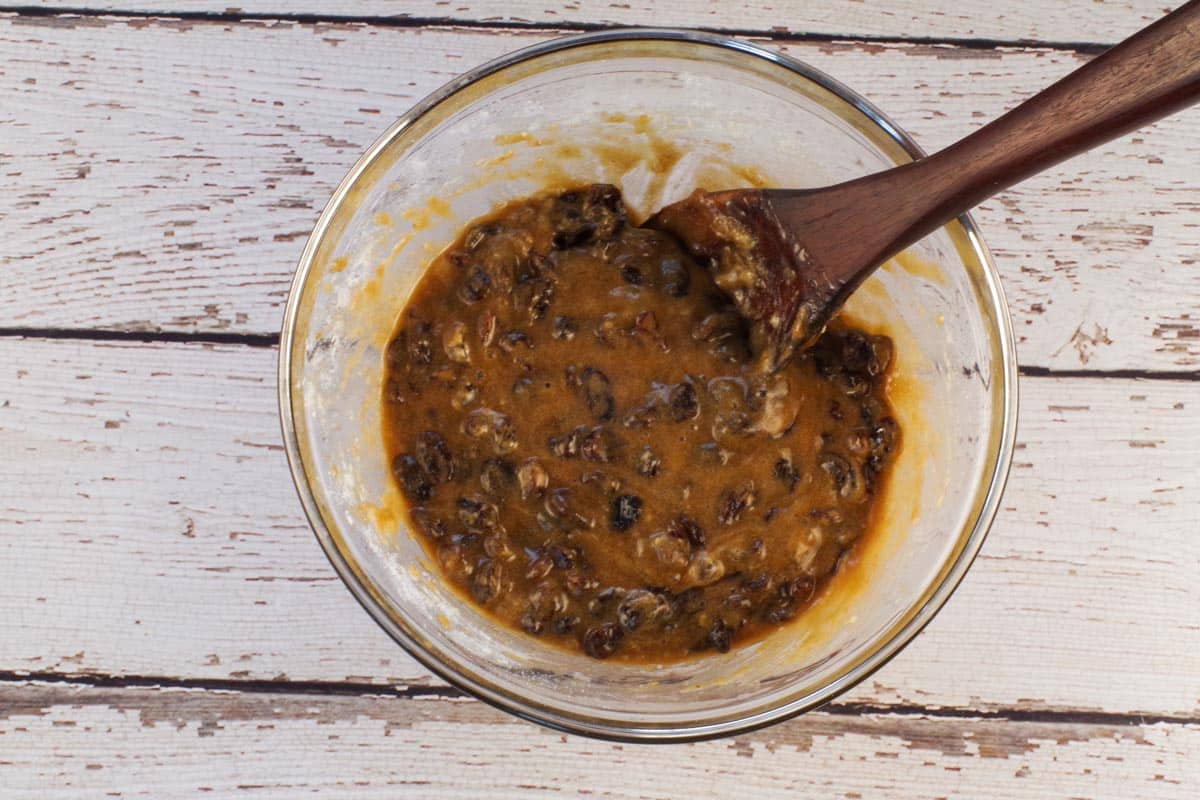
[2,337,1197,715]
[1,682,1196,799]
[1,19,1199,370]
[17,0,1176,45]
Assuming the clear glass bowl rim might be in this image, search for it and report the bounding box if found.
[278,27,1020,743]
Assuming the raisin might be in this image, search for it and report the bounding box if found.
[463,223,498,251]
[632,311,667,351]
[551,315,577,341]
[479,457,516,496]
[706,619,733,653]
[580,367,615,421]
[499,330,533,354]
[819,453,859,498]
[393,454,431,502]
[686,551,725,586]
[773,456,800,491]
[520,613,545,635]
[415,431,454,484]
[526,278,555,321]
[840,371,870,398]
[666,515,705,549]
[635,446,662,477]
[659,257,690,297]
[582,622,623,659]
[544,487,573,519]
[610,494,643,532]
[516,458,549,499]
[593,313,621,346]
[869,417,900,457]
[841,331,875,374]
[458,266,491,303]
[409,507,447,540]
[867,336,894,376]
[477,312,497,347]
[551,430,578,460]
[406,322,435,365]
[718,482,757,525]
[617,589,671,632]
[667,380,699,422]
[585,183,623,215]
[457,495,499,532]
[778,575,816,604]
[767,575,816,620]
[620,265,644,285]
[580,426,616,463]
[547,543,576,570]
[471,559,504,604]
[442,321,470,363]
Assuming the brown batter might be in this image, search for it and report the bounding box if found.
[382,185,899,661]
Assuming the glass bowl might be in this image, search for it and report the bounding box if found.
[279,29,1018,742]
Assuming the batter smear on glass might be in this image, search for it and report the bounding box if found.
[382,185,900,661]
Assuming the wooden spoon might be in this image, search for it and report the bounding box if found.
[650,0,1200,371]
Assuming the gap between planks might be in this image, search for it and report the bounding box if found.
[0,5,1115,54]
[2,328,1198,382]
[3,670,1197,729]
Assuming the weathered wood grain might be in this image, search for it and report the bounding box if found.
[0,681,1195,799]
[1,337,1196,715]
[15,0,1176,45]
[1,18,1198,370]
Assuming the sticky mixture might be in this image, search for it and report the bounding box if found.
[382,185,899,661]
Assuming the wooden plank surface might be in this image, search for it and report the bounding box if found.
[2,681,1196,799]
[2,3,1199,794]
[2,18,1199,371]
[14,0,1176,45]
[3,337,1197,716]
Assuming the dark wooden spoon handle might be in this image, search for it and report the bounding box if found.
[897,0,1200,238]
[770,0,1200,290]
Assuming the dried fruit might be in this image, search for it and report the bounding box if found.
[393,454,431,502]
[582,622,623,659]
[666,515,705,549]
[635,446,661,477]
[667,380,699,422]
[458,266,491,303]
[820,453,859,499]
[659,257,689,297]
[414,430,455,485]
[471,559,504,604]
[406,321,435,365]
[479,458,516,496]
[580,367,615,421]
[686,550,725,586]
[705,619,733,653]
[442,321,470,363]
[617,589,671,631]
[551,315,577,341]
[610,494,643,532]
[516,458,549,500]
[774,455,800,491]
[718,482,757,525]
[457,495,499,532]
